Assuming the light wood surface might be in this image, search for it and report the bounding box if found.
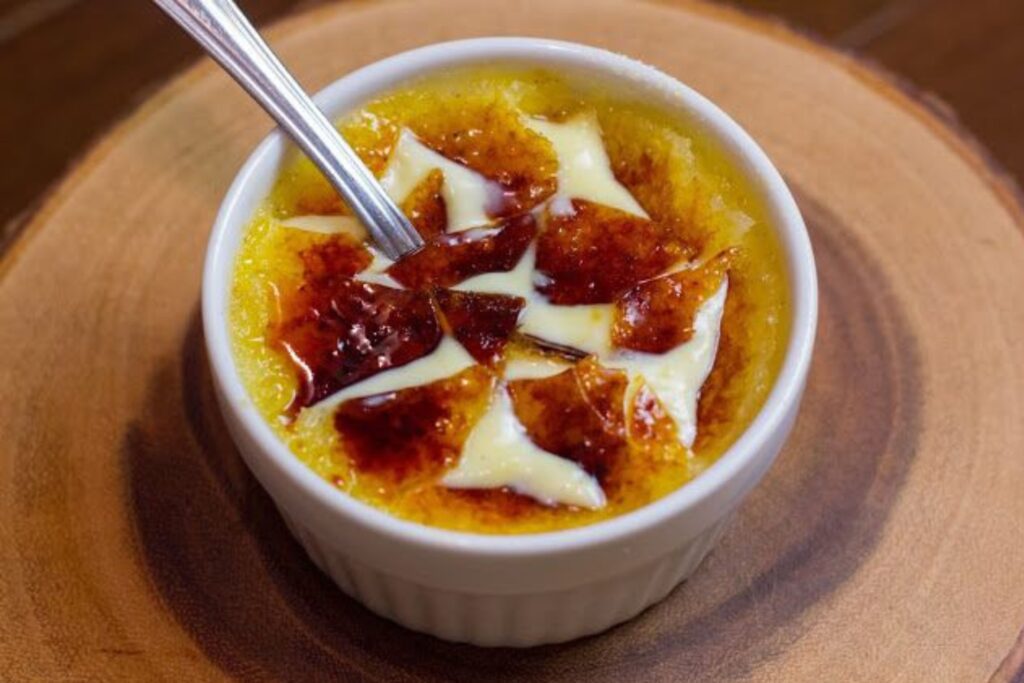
[1,0,1023,680]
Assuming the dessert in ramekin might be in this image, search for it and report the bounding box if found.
[203,37,816,646]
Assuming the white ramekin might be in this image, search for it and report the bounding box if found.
[202,37,817,647]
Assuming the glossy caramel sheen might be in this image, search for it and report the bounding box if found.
[229,68,789,533]
[613,249,735,353]
[434,290,524,365]
[388,214,537,289]
[537,200,689,304]
[334,366,495,487]
[508,358,629,486]
[272,236,441,411]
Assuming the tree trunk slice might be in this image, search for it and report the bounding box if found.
[1,0,1022,680]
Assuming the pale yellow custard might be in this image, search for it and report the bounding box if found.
[229,67,789,533]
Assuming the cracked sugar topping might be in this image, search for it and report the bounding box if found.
[230,67,788,533]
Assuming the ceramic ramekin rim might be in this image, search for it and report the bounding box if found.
[202,37,818,558]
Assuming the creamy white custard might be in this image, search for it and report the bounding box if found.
[231,67,792,534]
[304,336,476,416]
[458,248,614,358]
[442,386,606,509]
[279,214,366,237]
[354,247,401,287]
[606,282,727,447]
[455,246,616,357]
[523,113,649,219]
[230,65,790,532]
[380,129,502,232]
[502,356,572,381]
[455,250,727,448]
[282,111,730,509]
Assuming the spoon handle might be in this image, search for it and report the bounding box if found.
[153,0,423,259]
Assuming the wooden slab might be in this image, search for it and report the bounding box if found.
[2,0,1023,680]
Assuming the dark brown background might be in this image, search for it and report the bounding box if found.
[1,0,1022,254]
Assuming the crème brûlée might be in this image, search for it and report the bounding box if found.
[229,67,789,534]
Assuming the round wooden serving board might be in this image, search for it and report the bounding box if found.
[2,0,1023,680]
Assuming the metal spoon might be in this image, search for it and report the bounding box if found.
[153,0,423,259]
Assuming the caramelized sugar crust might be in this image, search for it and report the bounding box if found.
[613,249,735,353]
[401,99,559,216]
[230,68,789,533]
[388,213,537,289]
[297,234,372,279]
[435,290,524,365]
[536,200,690,304]
[401,168,447,237]
[628,384,681,446]
[694,251,757,455]
[508,358,629,485]
[334,366,495,485]
[271,223,530,411]
[271,237,441,410]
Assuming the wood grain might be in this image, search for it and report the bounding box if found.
[1,0,1024,680]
